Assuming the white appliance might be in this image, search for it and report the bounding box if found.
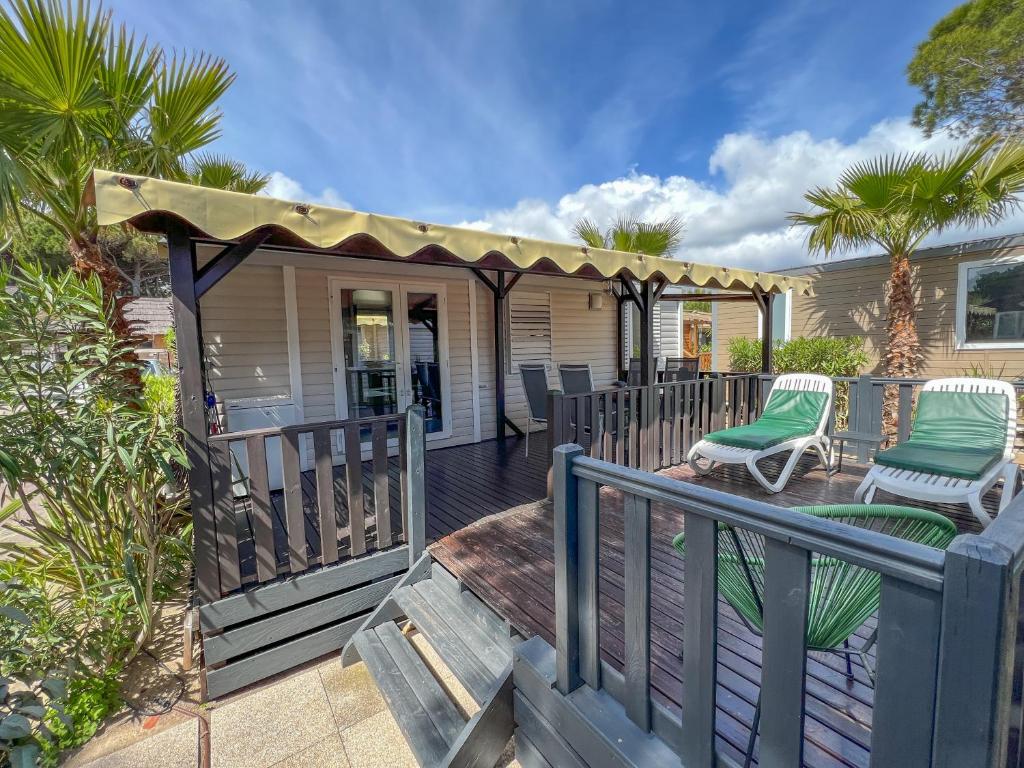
[224,396,299,496]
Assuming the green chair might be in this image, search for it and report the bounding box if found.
[672,504,957,768]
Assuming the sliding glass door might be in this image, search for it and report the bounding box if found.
[332,278,451,440]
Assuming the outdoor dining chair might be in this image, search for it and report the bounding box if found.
[673,503,957,768]
[519,363,549,457]
[558,363,594,395]
[664,356,699,382]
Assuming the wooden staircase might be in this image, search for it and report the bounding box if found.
[341,556,517,768]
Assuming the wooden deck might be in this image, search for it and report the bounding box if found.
[429,441,994,768]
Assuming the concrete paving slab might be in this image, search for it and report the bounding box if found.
[319,660,386,731]
[340,709,418,768]
[270,732,349,768]
[77,717,197,768]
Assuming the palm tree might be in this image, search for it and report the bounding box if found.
[789,134,1024,424]
[0,0,268,336]
[572,214,684,257]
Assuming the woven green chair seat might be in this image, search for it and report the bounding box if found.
[873,390,1009,481]
[672,504,957,652]
[703,389,828,450]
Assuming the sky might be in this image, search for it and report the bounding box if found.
[106,0,1024,271]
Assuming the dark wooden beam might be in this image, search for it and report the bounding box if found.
[619,276,643,307]
[652,278,669,303]
[502,271,523,297]
[656,292,757,303]
[195,230,272,299]
[168,224,220,604]
[494,272,508,440]
[639,280,656,386]
[753,290,774,373]
[471,268,498,294]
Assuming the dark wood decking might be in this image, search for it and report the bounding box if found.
[429,441,993,768]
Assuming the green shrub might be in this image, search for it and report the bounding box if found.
[0,262,191,665]
[142,373,177,421]
[727,337,762,373]
[773,336,869,378]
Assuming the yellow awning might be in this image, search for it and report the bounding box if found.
[87,169,812,296]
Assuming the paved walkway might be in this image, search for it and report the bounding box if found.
[72,633,519,768]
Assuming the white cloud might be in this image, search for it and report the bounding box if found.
[263,171,351,210]
[458,119,1024,272]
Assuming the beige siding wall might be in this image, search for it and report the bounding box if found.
[198,251,622,447]
[713,243,1024,377]
[713,302,759,370]
[479,276,619,439]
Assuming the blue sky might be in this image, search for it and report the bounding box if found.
[106,0,1014,269]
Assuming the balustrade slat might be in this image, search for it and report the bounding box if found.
[281,430,307,572]
[372,420,392,549]
[759,539,811,768]
[245,436,277,582]
[615,389,625,465]
[623,491,652,732]
[313,427,339,566]
[629,390,640,469]
[578,477,601,688]
[602,392,614,461]
[209,440,241,594]
[344,423,366,557]
[680,512,717,767]
[872,576,942,766]
[897,385,914,444]
[576,395,587,447]
[590,394,601,459]
[670,385,680,466]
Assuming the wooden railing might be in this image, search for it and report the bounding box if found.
[551,446,1024,767]
[202,407,426,599]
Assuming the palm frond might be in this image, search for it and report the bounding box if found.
[185,153,268,193]
[572,218,606,249]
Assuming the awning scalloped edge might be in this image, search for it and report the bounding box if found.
[88,169,813,296]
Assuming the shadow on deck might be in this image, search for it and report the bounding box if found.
[430,441,994,768]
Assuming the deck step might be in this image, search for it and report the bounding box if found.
[352,621,465,767]
[343,558,516,768]
[397,581,513,697]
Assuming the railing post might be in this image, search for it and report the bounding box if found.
[853,374,874,462]
[933,535,1018,768]
[554,443,584,695]
[404,405,427,568]
[547,390,565,498]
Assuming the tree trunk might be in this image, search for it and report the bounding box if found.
[883,252,921,432]
[69,237,142,386]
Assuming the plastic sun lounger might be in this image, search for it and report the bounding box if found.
[686,373,833,493]
[854,377,1020,528]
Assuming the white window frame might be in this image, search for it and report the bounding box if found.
[955,253,1024,350]
[756,289,792,342]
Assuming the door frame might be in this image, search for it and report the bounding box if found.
[327,275,453,442]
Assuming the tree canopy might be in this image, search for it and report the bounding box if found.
[572,214,684,257]
[908,0,1024,137]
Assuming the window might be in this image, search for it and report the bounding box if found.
[956,255,1024,349]
[756,290,792,343]
[505,290,552,373]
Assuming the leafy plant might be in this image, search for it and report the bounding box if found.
[0,592,68,768]
[0,261,191,663]
[142,374,177,422]
[573,214,685,257]
[728,337,763,373]
[0,0,267,335]
[40,672,121,764]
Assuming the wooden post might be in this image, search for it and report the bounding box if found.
[639,280,656,386]
[494,271,507,442]
[404,405,427,567]
[756,290,774,374]
[933,535,1017,767]
[546,390,565,498]
[553,443,584,695]
[167,224,220,604]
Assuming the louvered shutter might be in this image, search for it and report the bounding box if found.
[507,291,551,372]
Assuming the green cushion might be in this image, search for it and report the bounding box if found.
[874,390,1008,480]
[704,389,828,450]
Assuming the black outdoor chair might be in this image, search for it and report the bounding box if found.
[519,363,549,457]
[558,363,594,395]
[664,357,699,382]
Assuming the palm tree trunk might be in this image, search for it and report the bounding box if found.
[883,252,921,432]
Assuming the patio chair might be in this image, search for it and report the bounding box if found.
[854,377,1020,528]
[519,363,549,457]
[673,504,957,768]
[664,356,699,382]
[686,373,833,493]
[558,363,594,395]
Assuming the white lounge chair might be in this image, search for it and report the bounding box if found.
[687,373,833,493]
[854,377,1019,527]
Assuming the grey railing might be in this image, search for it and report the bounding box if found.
[204,407,425,598]
[552,444,1024,767]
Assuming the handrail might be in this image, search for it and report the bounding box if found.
[572,454,947,590]
[208,411,403,443]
